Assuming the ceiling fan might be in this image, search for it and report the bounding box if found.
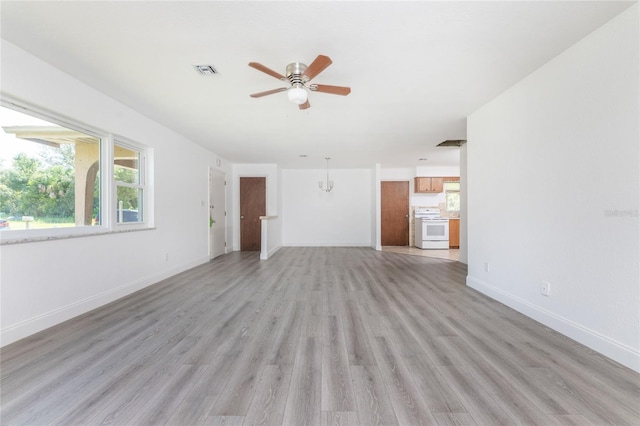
[248,55,351,110]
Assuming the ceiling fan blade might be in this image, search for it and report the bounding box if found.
[310,84,351,96]
[299,100,310,110]
[302,55,332,81]
[249,87,288,98]
[248,62,286,80]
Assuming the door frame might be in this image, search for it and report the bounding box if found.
[208,167,227,259]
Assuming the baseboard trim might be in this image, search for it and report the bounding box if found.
[0,257,209,347]
[466,275,640,373]
[267,244,281,259]
[261,244,282,260]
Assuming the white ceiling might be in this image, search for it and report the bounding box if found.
[1,1,634,169]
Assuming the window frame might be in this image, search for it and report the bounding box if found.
[0,97,153,244]
[112,137,148,228]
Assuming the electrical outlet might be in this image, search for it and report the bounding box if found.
[484,262,490,272]
[165,253,169,262]
[541,281,551,297]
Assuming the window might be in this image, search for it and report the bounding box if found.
[445,181,460,212]
[114,141,145,224]
[0,104,101,231]
[0,99,152,242]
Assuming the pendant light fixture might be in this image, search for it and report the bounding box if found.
[318,157,334,192]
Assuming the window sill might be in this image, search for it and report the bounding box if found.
[0,226,156,246]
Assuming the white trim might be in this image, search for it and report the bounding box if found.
[0,226,153,245]
[113,138,149,228]
[0,256,209,347]
[101,134,114,228]
[466,275,640,373]
[266,244,281,259]
[1,95,107,139]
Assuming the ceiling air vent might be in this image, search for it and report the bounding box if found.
[194,65,218,75]
[437,139,467,147]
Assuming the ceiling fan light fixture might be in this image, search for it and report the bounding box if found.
[287,85,308,105]
[249,55,350,110]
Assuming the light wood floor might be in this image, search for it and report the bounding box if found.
[1,247,638,425]
[382,246,459,261]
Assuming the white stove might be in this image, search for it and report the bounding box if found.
[415,208,449,249]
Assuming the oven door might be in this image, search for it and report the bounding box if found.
[423,220,449,241]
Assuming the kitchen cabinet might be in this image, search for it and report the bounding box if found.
[414,177,444,193]
[449,218,460,248]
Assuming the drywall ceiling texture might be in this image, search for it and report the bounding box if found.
[466,5,639,372]
[0,1,634,169]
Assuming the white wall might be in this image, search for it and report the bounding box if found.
[282,168,372,246]
[415,165,460,177]
[467,5,639,371]
[0,40,228,345]
[380,168,414,181]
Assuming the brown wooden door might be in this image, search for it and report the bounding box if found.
[381,181,409,246]
[240,177,266,251]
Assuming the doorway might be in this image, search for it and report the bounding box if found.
[209,168,226,260]
[381,181,409,246]
[240,177,266,251]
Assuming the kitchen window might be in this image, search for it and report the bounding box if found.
[445,181,460,212]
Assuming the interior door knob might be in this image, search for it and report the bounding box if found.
[240,215,245,219]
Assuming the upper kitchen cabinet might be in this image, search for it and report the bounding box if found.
[414,176,460,193]
[414,177,444,193]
